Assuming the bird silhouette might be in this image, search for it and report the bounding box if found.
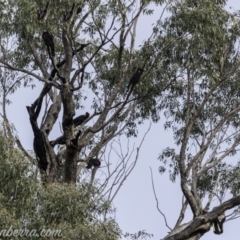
[127,68,144,91]
[42,31,55,56]
[73,112,89,127]
[86,158,101,169]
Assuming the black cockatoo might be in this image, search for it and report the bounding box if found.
[42,31,55,56]
[213,214,226,235]
[86,158,101,169]
[73,112,89,127]
[127,68,144,91]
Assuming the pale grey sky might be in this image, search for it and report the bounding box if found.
[113,1,240,239]
[6,1,240,240]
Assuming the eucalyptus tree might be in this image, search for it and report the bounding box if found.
[2,0,240,239]
[156,0,240,239]
[0,130,120,240]
[0,1,170,238]
[0,0,168,185]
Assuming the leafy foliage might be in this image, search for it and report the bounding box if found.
[0,130,120,239]
[158,0,240,198]
[1,0,240,239]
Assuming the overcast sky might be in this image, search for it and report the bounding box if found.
[113,1,240,239]
[5,1,240,240]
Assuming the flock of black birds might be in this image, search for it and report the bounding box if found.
[39,4,228,233]
[40,2,145,175]
[41,28,144,171]
[41,32,144,93]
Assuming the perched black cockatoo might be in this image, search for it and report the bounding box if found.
[77,7,82,14]
[33,135,48,172]
[127,68,144,91]
[213,213,226,235]
[49,135,66,146]
[86,158,101,169]
[42,31,55,56]
[73,112,89,127]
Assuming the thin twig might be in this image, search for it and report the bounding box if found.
[150,167,172,230]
